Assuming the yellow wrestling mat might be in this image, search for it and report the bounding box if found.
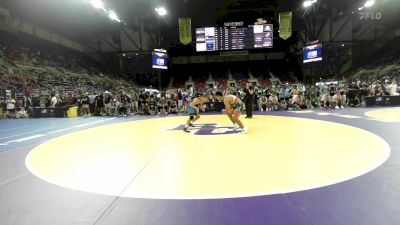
[365,108,400,122]
[25,115,390,199]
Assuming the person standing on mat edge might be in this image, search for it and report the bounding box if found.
[244,83,254,118]
[183,93,210,133]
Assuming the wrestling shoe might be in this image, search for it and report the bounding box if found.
[183,127,190,133]
[235,126,248,134]
[232,123,240,130]
[242,126,248,134]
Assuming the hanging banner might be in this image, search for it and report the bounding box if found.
[279,12,292,40]
[179,18,192,45]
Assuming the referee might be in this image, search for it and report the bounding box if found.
[244,83,254,118]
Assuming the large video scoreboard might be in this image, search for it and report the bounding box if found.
[303,44,322,63]
[195,24,273,52]
[152,49,168,70]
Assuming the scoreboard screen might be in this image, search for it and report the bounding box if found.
[195,24,273,52]
[303,44,322,63]
[152,49,168,70]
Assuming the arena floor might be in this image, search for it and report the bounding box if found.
[0,107,399,225]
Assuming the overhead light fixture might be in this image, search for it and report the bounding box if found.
[364,0,375,8]
[358,6,364,10]
[108,11,121,23]
[155,7,167,16]
[90,0,106,11]
[87,0,125,24]
[303,0,317,8]
[303,1,312,8]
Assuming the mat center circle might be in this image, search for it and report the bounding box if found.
[25,115,390,199]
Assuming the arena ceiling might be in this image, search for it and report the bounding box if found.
[0,0,289,43]
[1,0,399,47]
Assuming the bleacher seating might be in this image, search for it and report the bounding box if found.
[257,77,271,87]
[236,79,248,88]
[195,79,206,89]
[279,75,296,84]
[215,79,227,88]
[232,72,248,80]
[172,80,185,88]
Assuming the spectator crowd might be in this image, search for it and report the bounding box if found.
[1,30,400,119]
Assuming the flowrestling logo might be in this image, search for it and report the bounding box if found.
[168,123,242,135]
[156,58,165,66]
[359,12,382,20]
[307,51,318,59]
